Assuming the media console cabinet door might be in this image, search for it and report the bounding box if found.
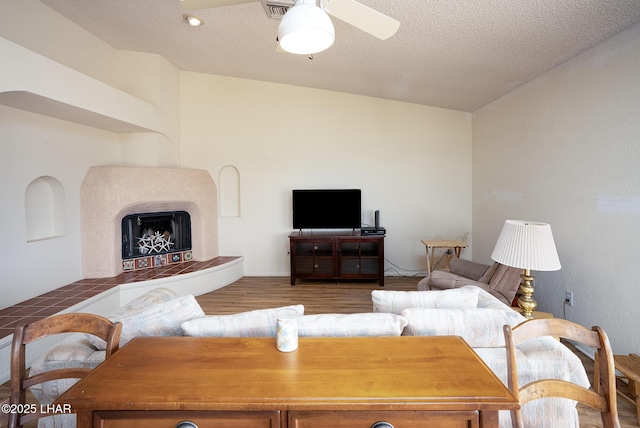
[338,238,382,278]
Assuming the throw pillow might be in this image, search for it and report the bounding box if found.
[90,294,205,349]
[298,313,408,337]
[400,307,525,347]
[98,287,180,323]
[371,286,480,315]
[478,262,500,284]
[181,305,304,337]
[28,334,105,403]
[119,287,179,313]
[448,258,490,281]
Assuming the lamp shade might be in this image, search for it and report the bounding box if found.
[278,0,335,54]
[491,220,561,271]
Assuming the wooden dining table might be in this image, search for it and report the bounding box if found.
[57,335,518,428]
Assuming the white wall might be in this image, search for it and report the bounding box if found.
[472,23,640,354]
[116,50,182,167]
[0,0,124,307]
[0,0,118,89]
[0,107,121,307]
[180,72,473,277]
[0,0,181,308]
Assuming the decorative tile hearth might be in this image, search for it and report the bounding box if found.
[123,250,193,272]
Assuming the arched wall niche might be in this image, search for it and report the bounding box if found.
[219,165,241,218]
[25,176,67,242]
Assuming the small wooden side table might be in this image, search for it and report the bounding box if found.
[421,239,468,272]
[613,353,640,423]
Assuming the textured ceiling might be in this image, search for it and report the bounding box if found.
[38,0,640,112]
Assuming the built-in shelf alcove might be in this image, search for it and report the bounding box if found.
[219,165,241,218]
[25,176,66,242]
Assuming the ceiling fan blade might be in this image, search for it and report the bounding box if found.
[322,0,399,40]
[180,0,254,10]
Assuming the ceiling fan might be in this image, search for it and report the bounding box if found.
[181,0,400,55]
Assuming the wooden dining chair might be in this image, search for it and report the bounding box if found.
[503,318,620,428]
[9,313,122,428]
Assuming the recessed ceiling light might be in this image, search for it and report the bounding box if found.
[183,14,204,27]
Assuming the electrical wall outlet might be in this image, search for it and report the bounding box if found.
[565,291,574,307]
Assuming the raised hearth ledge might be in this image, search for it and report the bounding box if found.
[0,256,243,383]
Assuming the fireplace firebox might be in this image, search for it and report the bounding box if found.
[122,211,192,261]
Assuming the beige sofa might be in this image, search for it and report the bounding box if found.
[29,286,588,428]
[418,258,523,306]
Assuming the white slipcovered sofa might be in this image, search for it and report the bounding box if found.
[370,285,589,428]
[28,285,589,428]
[28,288,205,428]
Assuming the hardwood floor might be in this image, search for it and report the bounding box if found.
[1,276,637,427]
[195,276,418,315]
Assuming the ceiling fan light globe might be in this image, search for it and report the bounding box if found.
[278,1,335,54]
[279,28,334,54]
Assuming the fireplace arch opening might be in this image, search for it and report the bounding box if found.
[122,211,192,260]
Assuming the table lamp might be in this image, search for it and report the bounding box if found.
[491,220,561,319]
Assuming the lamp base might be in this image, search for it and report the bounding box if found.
[517,269,536,319]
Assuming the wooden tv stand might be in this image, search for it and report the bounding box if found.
[289,231,385,286]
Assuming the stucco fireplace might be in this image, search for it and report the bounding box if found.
[80,166,219,278]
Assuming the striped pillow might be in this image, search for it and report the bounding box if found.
[400,307,525,347]
[298,313,408,337]
[90,294,205,349]
[181,305,304,337]
[372,286,480,315]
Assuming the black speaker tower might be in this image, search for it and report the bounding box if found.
[362,210,385,235]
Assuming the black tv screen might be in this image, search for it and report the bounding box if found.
[292,189,361,230]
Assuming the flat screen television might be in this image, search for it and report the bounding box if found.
[292,189,361,230]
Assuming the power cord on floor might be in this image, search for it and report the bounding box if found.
[383,258,428,277]
[383,248,452,277]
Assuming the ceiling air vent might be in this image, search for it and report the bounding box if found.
[262,0,293,19]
